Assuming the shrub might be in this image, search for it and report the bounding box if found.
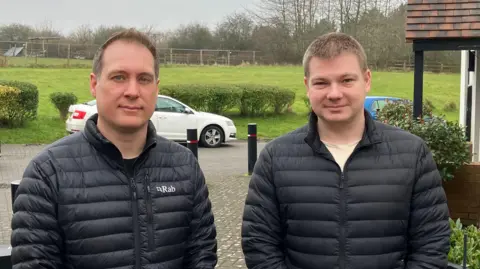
[0,85,22,127]
[50,92,78,120]
[160,84,296,116]
[425,98,435,110]
[378,100,471,181]
[449,218,480,269]
[271,87,296,114]
[236,84,277,116]
[377,99,433,126]
[160,84,240,114]
[443,101,457,112]
[0,80,39,124]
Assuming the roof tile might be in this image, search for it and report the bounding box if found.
[406,0,480,41]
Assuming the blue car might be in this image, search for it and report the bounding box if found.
[364,96,404,120]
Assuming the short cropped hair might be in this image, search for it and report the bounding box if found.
[302,32,368,77]
[92,28,159,78]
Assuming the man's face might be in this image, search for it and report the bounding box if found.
[89,40,159,132]
[304,52,371,124]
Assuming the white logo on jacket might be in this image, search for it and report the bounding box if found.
[156,185,176,193]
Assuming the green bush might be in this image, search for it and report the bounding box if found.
[160,84,296,116]
[376,99,433,126]
[0,85,22,127]
[50,92,78,120]
[443,101,457,112]
[160,84,240,114]
[273,88,295,114]
[378,99,471,181]
[0,80,39,124]
[236,84,276,116]
[449,218,480,269]
[425,98,435,110]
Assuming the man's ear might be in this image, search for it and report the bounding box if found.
[90,73,98,98]
[364,69,372,93]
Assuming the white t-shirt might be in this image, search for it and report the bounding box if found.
[322,140,360,171]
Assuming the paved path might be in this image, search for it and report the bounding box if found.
[0,140,267,268]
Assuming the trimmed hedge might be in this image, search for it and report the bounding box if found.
[0,80,39,123]
[0,85,22,127]
[50,92,78,120]
[160,84,296,116]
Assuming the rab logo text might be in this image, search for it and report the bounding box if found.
[156,185,176,193]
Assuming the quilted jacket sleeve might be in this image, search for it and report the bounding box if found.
[241,145,288,269]
[11,159,63,269]
[184,157,217,269]
[405,142,451,269]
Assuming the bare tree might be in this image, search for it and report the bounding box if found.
[69,24,94,45]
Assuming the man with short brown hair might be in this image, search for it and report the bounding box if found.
[11,28,217,269]
[241,32,450,269]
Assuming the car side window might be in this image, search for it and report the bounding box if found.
[371,100,379,111]
[155,97,185,113]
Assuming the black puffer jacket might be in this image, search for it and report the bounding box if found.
[11,114,217,269]
[241,111,450,269]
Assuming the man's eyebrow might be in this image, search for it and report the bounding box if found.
[106,69,126,76]
[342,73,359,78]
[311,76,328,81]
[106,70,154,77]
[138,72,155,77]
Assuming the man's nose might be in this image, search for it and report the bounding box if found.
[124,79,140,97]
[326,83,342,99]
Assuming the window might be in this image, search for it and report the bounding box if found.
[155,97,185,113]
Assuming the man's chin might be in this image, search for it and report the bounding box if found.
[318,112,356,125]
[113,120,148,133]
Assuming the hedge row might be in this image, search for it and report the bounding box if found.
[0,80,39,127]
[160,84,296,116]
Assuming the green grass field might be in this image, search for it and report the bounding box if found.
[0,65,462,144]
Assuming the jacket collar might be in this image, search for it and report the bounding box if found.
[304,109,382,154]
[83,113,157,167]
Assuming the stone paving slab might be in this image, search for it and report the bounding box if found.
[0,140,268,268]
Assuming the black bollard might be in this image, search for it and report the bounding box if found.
[11,180,21,208]
[187,129,198,159]
[248,123,257,175]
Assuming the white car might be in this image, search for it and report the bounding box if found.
[66,95,237,148]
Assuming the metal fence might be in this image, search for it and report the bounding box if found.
[0,41,264,67]
[0,40,462,73]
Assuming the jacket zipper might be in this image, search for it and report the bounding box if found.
[339,171,346,269]
[129,176,141,269]
[337,144,365,269]
[144,171,155,251]
[318,154,347,269]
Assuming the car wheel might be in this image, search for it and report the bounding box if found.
[200,125,224,148]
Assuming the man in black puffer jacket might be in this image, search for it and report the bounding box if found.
[241,33,450,269]
[11,29,217,269]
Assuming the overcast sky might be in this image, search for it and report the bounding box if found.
[0,0,259,35]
